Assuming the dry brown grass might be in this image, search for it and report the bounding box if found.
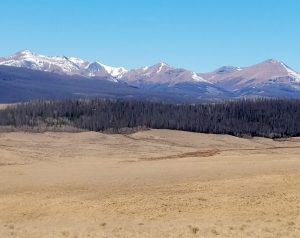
[0,129,299,237]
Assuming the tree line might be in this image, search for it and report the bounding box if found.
[0,98,299,138]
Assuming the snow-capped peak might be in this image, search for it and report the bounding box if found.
[266,59,300,82]
[17,49,34,56]
[157,62,168,73]
[266,58,281,64]
[120,61,210,85]
[84,62,127,78]
[68,57,87,66]
[96,62,128,78]
[0,50,127,79]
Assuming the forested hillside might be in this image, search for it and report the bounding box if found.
[0,99,299,138]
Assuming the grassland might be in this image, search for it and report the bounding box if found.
[0,129,299,237]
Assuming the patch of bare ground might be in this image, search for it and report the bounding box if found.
[140,149,219,161]
[0,104,16,110]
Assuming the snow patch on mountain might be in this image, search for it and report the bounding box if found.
[192,72,207,82]
[280,62,300,82]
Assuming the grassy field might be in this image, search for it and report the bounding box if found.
[0,129,299,237]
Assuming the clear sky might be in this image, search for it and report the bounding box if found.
[0,0,299,72]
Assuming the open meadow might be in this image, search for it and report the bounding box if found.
[0,129,299,237]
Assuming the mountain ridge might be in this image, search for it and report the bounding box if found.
[0,50,300,102]
[1,50,300,85]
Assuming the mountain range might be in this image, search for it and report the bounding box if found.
[0,50,300,102]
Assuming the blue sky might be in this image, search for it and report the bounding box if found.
[0,0,299,72]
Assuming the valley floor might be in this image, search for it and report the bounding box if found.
[0,129,299,237]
